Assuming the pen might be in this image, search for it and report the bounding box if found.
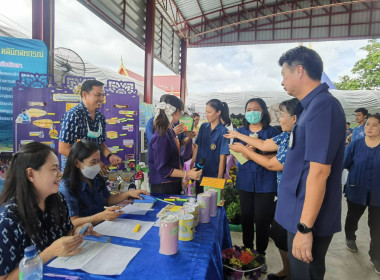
[44,273,81,279]
[78,222,91,235]
[155,198,175,205]
[164,198,175,202]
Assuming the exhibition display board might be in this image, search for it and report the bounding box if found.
[12,73,139,169]
[0,36,48,152]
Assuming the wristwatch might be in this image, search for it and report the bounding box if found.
[297,222,313,234]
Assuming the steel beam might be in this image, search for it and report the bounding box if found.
[144,0,155,104]
[32,0,43,40]
[32,0,55,75]
[180,39,187,103]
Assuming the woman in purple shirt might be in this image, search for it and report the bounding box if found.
[149,95,202,194]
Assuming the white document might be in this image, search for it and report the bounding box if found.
[153,219,160,227]
[121,204,153,215]
[94,219,154,240]
[133,202,154,210]
[48,240,140,275]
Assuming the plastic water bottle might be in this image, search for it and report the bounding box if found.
[19,245,43,280]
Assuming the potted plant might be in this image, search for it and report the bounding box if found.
[222,245,263,280]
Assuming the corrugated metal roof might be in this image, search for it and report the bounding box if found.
[157,0,380,47]
[78,0,380,72]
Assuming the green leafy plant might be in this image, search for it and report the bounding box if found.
[231,117,243,128]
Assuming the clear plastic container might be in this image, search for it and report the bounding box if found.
[19,245,43,280]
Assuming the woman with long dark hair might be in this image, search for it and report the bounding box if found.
[0,142,95,279]
[149,95,202,194]
[191,99,231,194]
[228,98,279,273]
[59,140,149,227]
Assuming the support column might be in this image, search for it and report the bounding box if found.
[32,0,43,40]
[32,0,55,75]
[180,39,187,104]
[144,0,156,104]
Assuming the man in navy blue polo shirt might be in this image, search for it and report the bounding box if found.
[275,46,346,280]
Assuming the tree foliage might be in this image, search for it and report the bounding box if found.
[335,39,380,90]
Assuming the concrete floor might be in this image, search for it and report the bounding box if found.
[230,197,380,279]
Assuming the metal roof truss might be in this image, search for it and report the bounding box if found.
[157,0,380,47]
[78,0,182,74]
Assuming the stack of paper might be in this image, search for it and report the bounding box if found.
[94,219,154,240]
[48,240,140,275]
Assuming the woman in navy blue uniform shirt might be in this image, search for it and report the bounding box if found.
[149,95,202,194]
[226,98,299,279]
[344,113,380,274]
[229,98,279,272]
[0,142,96,279]
[191,99,230,194]
[59,140,149,227]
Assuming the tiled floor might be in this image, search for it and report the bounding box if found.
[230,197,380,279]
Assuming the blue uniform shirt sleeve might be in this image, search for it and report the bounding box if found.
[99,114,106,144]
[0,214,23,275]
[146,117,154,145]
[305,103,340,164]
[344,141,355,170]
[59,110,79,144]
[194,123,204,146]
[102,183,111,199]
[219,127,230,155]
[59,181,80,217]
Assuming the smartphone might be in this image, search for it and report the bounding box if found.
[179,116,194,131]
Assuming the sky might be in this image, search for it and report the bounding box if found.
[0,0,372,95]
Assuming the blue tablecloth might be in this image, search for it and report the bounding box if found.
[43,195,232,280]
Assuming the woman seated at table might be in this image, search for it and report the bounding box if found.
[0,142,96,280]
[59,140,149,227]
[149,95,202,194]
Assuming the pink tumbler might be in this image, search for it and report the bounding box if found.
[206,188,218,217]
[159,214,179,255]
[197,193,211,223]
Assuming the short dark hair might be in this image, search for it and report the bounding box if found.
[278,46,323,81]
[355,107,368,117]
[279,98,299,117]
[243,98,271,129]
[346,122,350,126]
[206,99,231,126]
[81,80,104,97]
[192,113,200,118]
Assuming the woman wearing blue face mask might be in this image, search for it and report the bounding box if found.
[231,98,280,273]
[59,140,149,227]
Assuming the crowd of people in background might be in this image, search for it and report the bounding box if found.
[0,46,379,280]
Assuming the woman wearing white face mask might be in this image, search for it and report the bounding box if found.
[59,140,149,227]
